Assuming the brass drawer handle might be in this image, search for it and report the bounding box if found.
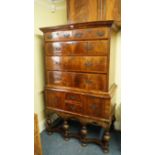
[96,31,104,37]
[84,61,93,67]
[69,105,76,110]
[47,35,53,39]
[64,33,70,38]
[69,95,76,100]
[74,32,83,38]
[54,61,60,65]
[90,104,97,110]
[55,47,61,51]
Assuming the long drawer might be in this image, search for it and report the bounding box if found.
[45,90,110,119]
[45,40,109,56]
[46,71,107,91]
[44,27,110,41]
[45,56,108,73]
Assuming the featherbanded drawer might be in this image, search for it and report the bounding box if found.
[65,93,82,103]
[45,40,109,56]
[65,102,83,114]
[45,90,65,109]
[44,27,110,41]
[45,30,72,41]
[72,27,110,40]
[45,56,108,73]
[84,96,110,119]
[46,71,107,91]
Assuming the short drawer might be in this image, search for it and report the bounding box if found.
[72,27,110,40]
[84,96,110,119]
[45,56,108,73]
[45,30,72,41]
[45,90,64,109]
[45,40,109,56]
[65,93,82,102]
[46,71,107,91]
[65,102,83,114]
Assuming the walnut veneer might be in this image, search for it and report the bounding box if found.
[40,21,119,153]
[67,0,121,26]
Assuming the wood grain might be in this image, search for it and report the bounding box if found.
[66,0,121,25]
[46,71,108,91]
[45,40,109,56]
[34,114,42,155]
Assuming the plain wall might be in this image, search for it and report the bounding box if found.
[34,0,67,132]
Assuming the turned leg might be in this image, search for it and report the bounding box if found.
[62,120,70,141]
[80,125,88,147]
[46,114,52,135]
[102,130,111,153]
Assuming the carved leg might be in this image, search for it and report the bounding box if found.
[62,120,70,141]
[102,130,111,153]
[80,125,88,147]
[46,114,52,135]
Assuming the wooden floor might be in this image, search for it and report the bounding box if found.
[34,114,42,155]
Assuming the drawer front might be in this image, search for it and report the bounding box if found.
[46,56,108,73]
[72,27,109,40]
[45,40,109,56]
[45,90,64,109]
[65,102,83,114]
[65,93,82,102]
[45,41,87,55]
[45,30,72,41]
[85,96,110,119]
[44,27,110,41]
[47,71,107,91]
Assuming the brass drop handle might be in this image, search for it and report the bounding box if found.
[69,105,76,110]
[74,32,83,38]
[84,61,93,67]
[96,31,104,37]
[55,47,61,51]
[69,95,76,100]
[90,104,97,110]
[64,33,70,38]
[54,61,60,65]
[47,34,53,39]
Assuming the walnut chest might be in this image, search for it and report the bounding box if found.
[40,20,119,152]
